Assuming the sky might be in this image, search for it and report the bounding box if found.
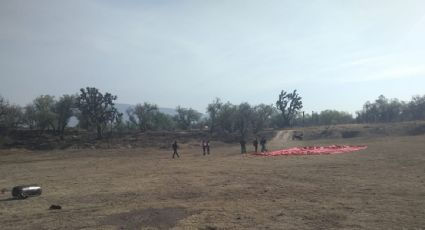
[1,0,424,114]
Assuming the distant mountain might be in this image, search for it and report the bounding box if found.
[68,103,178,127]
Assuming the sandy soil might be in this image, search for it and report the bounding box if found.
[0,132,424,229]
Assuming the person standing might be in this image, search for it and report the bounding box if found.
[172,140,179,158]
[240,139,247,154]
[206,140,210,155]
[253,138,258,153]
[202,139,207,155]
[260,137,267,152]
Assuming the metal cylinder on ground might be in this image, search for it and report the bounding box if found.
[11,185,42,199]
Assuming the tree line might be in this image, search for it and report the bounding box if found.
[356,95,425,123]
[1,87,425,140]
[0,87,208,139]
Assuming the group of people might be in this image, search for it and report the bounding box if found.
[171,137,268,158]
[240,137,267,154]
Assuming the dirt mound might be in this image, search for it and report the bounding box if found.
[0,129,211,150]
[408,124,425,135]
[293,121,425,141]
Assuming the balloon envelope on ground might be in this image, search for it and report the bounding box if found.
[254,145,367,156]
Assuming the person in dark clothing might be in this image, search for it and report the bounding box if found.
[240,139,247,154]
[202,139,206,155]
[206,140,210,154]
[260,137,267,152]
[253,138,258,153]
[172,140,179,158]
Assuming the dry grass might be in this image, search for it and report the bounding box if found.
[0,130,424,229]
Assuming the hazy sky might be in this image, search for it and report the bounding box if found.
[1,0,424,114]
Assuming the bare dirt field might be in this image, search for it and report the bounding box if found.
[1,130,424,229]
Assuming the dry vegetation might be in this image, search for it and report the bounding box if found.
[0,123,424,229]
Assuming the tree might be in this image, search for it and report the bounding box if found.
[0,96,9,131]
[153,112,175,130]
[33,95,57,132]
[76,87,120,139]
[318,110,354,125]
[106,106,123,135]
[252,104,275,133]
[23,104,37,129]
[206,98,223,133]
[0,96,7,118]
[276,90,303,127]
[0,96,23,131]
[127,103,160,131]
[215,102,237,133]
[174,106,201,130]
[235,103,254,139]
[127,103,175,131]
[55,95,76,140]
[405,95,425,120]
[3,105,23,130]
[357,101,378,123]
[356,95,404,123]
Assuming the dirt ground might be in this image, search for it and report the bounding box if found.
[0,131,424,229]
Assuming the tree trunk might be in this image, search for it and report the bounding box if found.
[96,125,102,139]
[60,125,65,140]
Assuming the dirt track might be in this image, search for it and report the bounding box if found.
[0,132,424,229]
[270,130,293,147]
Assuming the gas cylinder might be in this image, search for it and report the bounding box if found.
[11,185,42,199]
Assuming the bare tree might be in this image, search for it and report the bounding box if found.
[276,90,303,127]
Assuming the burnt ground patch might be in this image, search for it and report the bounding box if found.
[102,207,193,229]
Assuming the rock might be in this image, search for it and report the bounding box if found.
[49,205,62,210]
